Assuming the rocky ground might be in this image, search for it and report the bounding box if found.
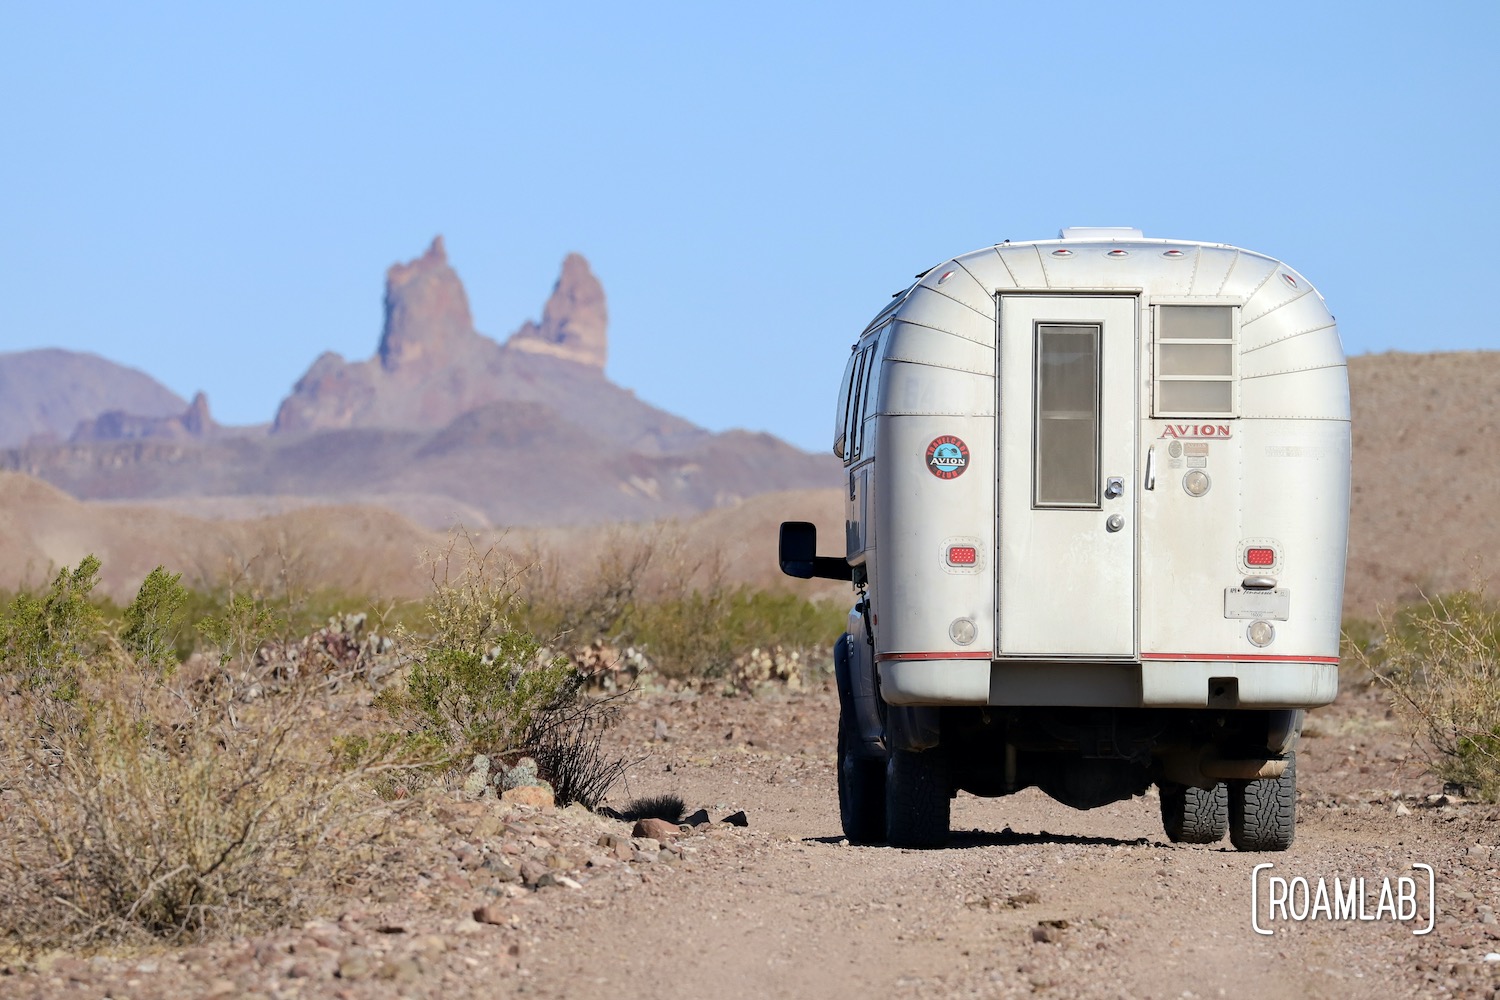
[3,679,1498,1000]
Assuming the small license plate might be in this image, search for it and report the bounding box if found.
[1224,587,1290,621]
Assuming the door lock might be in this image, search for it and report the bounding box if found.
[1106,514,1124,532]
[1105,477,1124,500]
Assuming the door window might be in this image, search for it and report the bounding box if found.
[1034,323,1100,507]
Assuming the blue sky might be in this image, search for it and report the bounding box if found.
[3,2,1495,453]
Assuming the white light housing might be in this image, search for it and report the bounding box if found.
[1183,470,1211,497]
[1248,620,1275,647]
[950,618,977,645]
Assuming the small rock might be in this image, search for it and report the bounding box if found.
[682,808,712,827]
[377,957,421,983]
[1031,926,1056,944]
[474,902,508,925]
[519,860,550,886]
[337,951,374,981]
[412,934,448,956]
[722,810,750,827]
[502,785,555,808]
[1395,802,1412,816]
[536,872,582,889]
[631,849,657,864]
[633,817,681,841]
[484,857,520,882]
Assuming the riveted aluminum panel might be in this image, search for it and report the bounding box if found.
[883,322,996,376]
[915,260,998,322]
[1239,289,1339,353]
[1240,365,1351,420]
[894,285,999,349]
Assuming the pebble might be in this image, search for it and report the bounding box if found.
[633,817,682,840]
[501,785,555,808]
[474,903,508,925]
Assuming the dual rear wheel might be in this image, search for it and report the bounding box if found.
[837,711,950,848]
[1158,752,1297,852]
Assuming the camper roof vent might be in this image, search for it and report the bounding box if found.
[1059,227,1144,241]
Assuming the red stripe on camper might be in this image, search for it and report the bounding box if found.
[874,651,993,662]
[1140,653,1339,664]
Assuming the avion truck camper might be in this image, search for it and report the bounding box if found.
[780,228,1350,851]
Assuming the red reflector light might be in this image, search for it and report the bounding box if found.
[947,546,977,565]
[1246,547,1275,567]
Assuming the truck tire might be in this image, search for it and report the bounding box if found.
[885,747,949,849]
[838,712,885,843]
[1228,752,1296,852]
[1160,781,1228,844]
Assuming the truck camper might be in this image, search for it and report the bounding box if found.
[779,228,1350,851]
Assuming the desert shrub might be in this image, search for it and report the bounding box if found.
[513,528,846,681]
[0,557,107,702]
[0,558,404,952]
[1354,588,1500,801]
[120,566,189,673]
[377,532,629,808]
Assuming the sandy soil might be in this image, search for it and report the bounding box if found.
[4,678,1497,1000]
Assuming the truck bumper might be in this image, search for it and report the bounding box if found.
[877,657,1338,709]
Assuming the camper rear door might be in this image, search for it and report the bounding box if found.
[997,295,1138,657]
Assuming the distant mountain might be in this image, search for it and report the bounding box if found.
[1,239,840,528]
[0,349,187,447]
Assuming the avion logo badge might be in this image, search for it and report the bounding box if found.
[926,435,970,480]
[1159,424,1232,440]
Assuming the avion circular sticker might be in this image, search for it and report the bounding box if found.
[926,435,970,480]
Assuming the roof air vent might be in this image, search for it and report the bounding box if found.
[1059,227,1144,240]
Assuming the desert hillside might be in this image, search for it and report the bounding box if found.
[3,350,1496,619]
[0,240,840,529]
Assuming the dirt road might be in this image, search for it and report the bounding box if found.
[513,687,1497,1000]
[6,684,1497,1000]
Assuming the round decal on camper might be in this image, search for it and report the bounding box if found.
[926,435,970,480]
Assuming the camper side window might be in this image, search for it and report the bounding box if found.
[833,349,859,459]
[847,344,878,463]
[837,347,868,464]
[1154,306,1237,416]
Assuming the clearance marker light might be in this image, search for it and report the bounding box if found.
[1246,547,1276,568]
[947,545,978,566]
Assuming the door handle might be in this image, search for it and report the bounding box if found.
[1105,477,1124,500]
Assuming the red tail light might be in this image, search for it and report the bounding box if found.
[1245,547,1275,567]
[947,546,977,566]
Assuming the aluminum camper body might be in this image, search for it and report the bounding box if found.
[780,228,1350,850]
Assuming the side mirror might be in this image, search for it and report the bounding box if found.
[778,521,854,581]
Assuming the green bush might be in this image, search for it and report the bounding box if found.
[0,556,106,702]
[376,533,628,807]
[1355,588,1500,801]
